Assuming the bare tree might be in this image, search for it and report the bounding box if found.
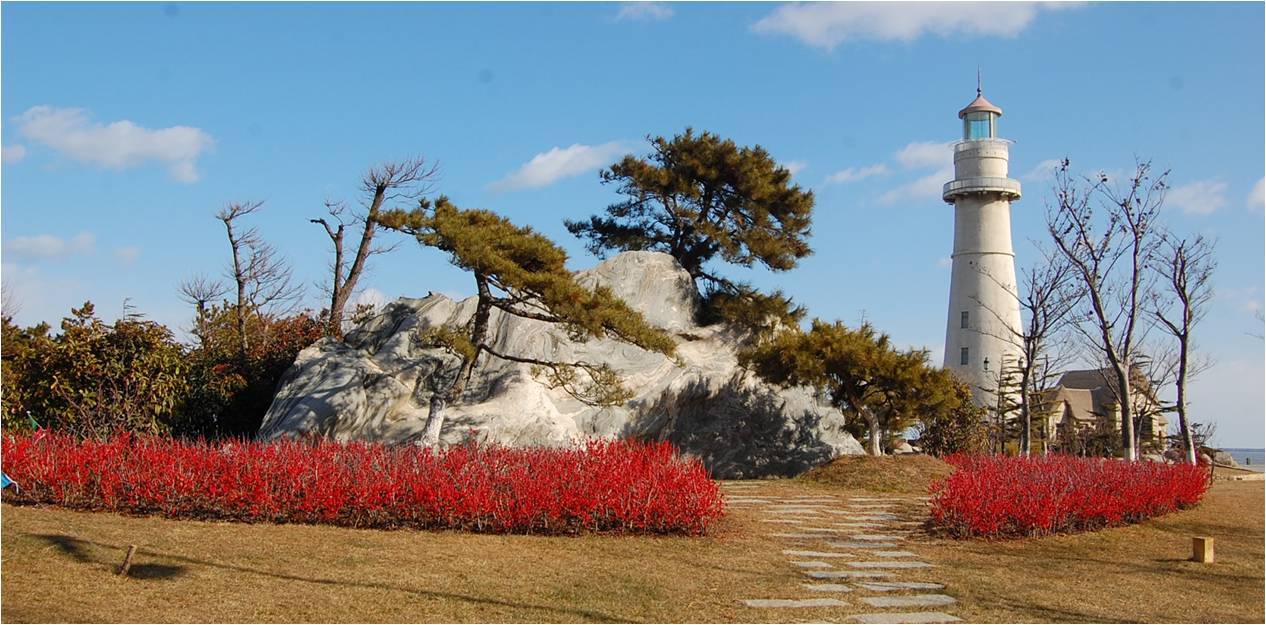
[217,201,303,358]
[971,246,1083,456]
[1150,233,1216,464]
[312,157,439,337]
[1014,252,1084,456]
[1046,159,1167,461]
[178,274,228,346]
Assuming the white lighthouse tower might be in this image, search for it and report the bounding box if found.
[942,84,1023,405]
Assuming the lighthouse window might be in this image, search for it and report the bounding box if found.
[960,347,969,366]
[960,311,969,329]
[964,112,994,140]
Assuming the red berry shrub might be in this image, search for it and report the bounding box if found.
[1,434,724,535]
[929,454,1210,538]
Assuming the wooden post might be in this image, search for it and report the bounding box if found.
[118,544,138,576]
[1191,536,1214,563]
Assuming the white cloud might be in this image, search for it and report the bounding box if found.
[1167,179,1227,216]
[879,140,955,204]
[783,160,808,176]
[491,141,627,191]
[616,2,674,22]
[936,257,953,269]
[115,246,141,265]
[1247,177,1264,213]
[1023,158,1065,182]
[752,2,1078,50]
[881,167,953,204]
[825,163,888,184]
[894,140,953,170]
[2,144,26,164]
[13,105,213,183]
[4,232,95,261]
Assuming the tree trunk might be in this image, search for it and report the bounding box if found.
[421,394,446,447]
[1111,362,1137,460]
[328,189,385,338]
[224,220,249,359]
[1175,337,1196,464]
[1018,364,1032,458]
[423,274,494,447]
[863,409,882,456]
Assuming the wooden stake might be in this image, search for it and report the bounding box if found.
[1192,536,1214,563]
[118,544,138,576]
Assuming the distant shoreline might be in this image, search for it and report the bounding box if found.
[1220,448,1265,473]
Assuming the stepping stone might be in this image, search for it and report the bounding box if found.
[850,497,904,502]
[802,527,848,533]
[803,583,853,593]
[851,612,961,623]
[768,533,837,539]
[743,598,848,608]
[791,560,835,569]
[827,541,900,549]
[851,534,905,541]
[831,522,886,528]
[856,582,945,592]
[849,560,932,569]
[784,550,853,558]
[765,506,829,512]
[762,519,805,524]
[862,595,957,608]
[848,504,898,509]
[805,570,893,579]
[873,550,917,558]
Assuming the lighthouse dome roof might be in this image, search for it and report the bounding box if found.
[958,93,1002,119]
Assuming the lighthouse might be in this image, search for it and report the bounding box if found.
[942,84,1023,406]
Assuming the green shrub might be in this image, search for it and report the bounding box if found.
[1,303,189,437]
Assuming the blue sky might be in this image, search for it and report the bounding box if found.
[3,2,1263,446]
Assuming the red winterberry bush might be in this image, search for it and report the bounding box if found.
[0,433,725,535]
[929,453,1210,539]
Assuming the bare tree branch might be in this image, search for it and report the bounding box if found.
[1045,158,1168,460]
[316,157,440,337]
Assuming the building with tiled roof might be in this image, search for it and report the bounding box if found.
[1034,367,1168,452]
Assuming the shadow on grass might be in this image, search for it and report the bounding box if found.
[29,533,638,623]
[37,533,190,580]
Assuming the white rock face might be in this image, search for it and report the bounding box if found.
[259,251,864,477]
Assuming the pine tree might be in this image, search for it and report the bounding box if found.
[381,197,677,446]
[565,128,814,334]
[741,320,967,456]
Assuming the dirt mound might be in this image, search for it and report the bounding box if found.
[799,454,955,495]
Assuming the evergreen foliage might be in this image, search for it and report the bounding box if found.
[742,319,973,456]
[565,129,813,333]
[381,196,677,444]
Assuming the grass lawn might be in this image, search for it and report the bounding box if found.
[915,479,1265,623]
[2,469,1261,623]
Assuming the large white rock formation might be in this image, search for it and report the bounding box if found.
[259,251,864,477]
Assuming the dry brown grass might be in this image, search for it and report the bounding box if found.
[1,483,827,624]
[1,470,1261,623]
[915,479,1265,623]
[799,453,956,494]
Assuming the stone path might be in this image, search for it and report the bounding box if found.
[724,482,960,623]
